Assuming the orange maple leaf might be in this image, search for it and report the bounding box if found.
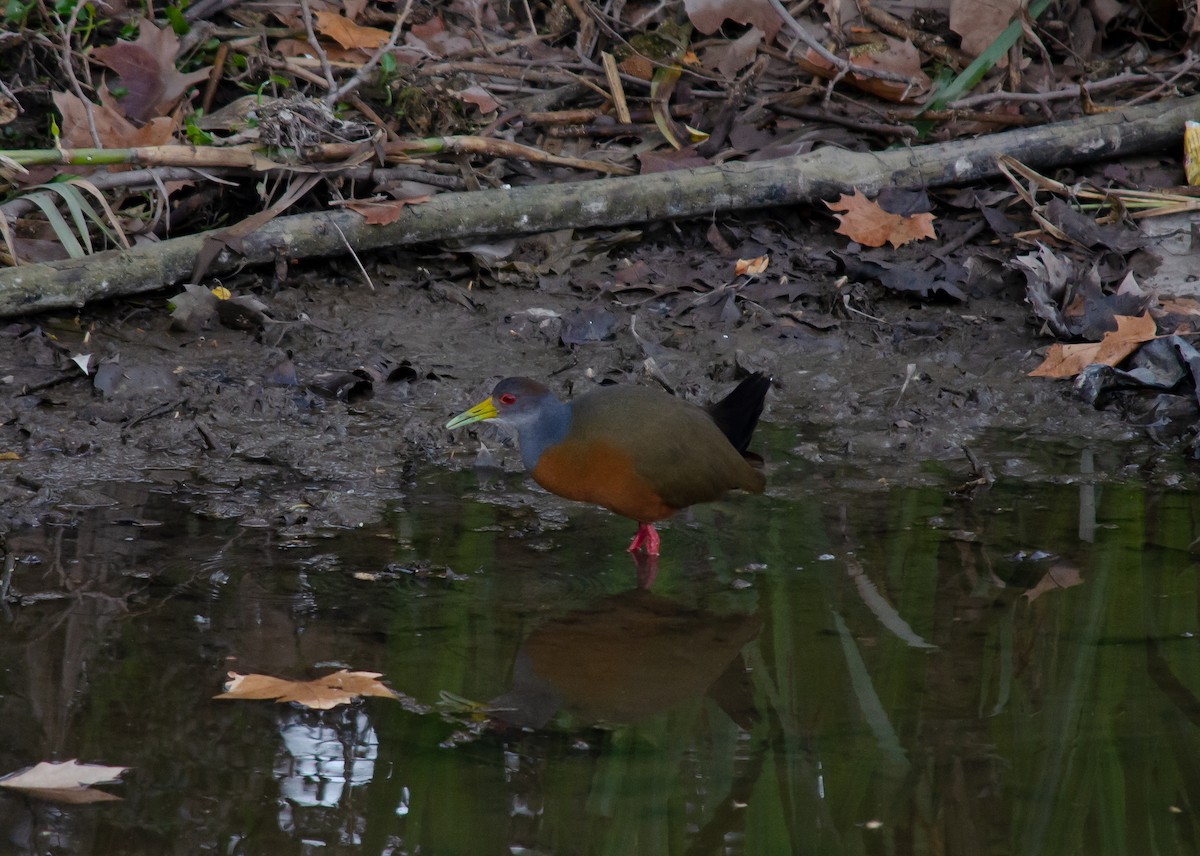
[826,189,936,248]
[1029,313,1158,378]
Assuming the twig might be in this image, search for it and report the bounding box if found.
[331,220,374,290]
[764,0,917,88]
[298,0,338,91]
[325,0,414,105]
[57,0,101,148]
[518,0,538,39]
[601,52,632,123]
[1125,51,1200,106]
[348,94,399,142]
[423,60,586,85]
[770,103,918,137]
[184,0,244,22]
[269,56,337,90]
[858,0,973,70]
[947,70,1162,109]
[201,42,229,115]
[889,107,1035,127]
[526,105,692,124]
[547,122,656,137]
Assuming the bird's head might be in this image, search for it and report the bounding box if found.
[446,377,560,433]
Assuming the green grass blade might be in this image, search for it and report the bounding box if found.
[41,182,94,254]
[24,192,86,258]
[924,0,1051,111]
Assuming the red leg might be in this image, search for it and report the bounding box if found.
[633,552,659,589]
[626,522,661,556]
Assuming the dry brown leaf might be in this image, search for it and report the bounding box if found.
[52,90,177,151]
[797,37,931,104]
[215,670,398,709]
[52,90,133,149]
[819,0,861,34]
[1023,563,1084,603]
[0,760,128,804]
[683,0,781,42]
[314,11,390,50]
[826,189,937,248]
[1029,313,1157,378]
[454,85,501,114]
[951,0,1020,59]
[406,15,472,57]
[845,38,931,101]
[703,26,763,78]
[91,18,209,122]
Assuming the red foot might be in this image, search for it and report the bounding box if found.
[626,523,660,556]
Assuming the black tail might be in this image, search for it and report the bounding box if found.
[706,372,770,455]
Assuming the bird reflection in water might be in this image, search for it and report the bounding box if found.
[489,588,762,730]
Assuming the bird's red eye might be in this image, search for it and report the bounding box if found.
[499,393,517,405]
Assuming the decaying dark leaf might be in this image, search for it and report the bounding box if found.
[217,295,271,332]
[1014,245,1148,340]
[1042,198,1145,253]
[838,253,966,301]
[167,284,220,331]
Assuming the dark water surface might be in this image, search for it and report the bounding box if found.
[2,437,1199,855]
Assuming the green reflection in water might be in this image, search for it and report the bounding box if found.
[1,442,1199,855]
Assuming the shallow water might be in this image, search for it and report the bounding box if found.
[2,437,1199,855]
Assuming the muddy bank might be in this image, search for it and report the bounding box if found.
[0,214,1174,535]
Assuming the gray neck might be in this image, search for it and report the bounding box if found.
[509,399,571,471]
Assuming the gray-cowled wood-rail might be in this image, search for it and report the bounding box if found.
[446,373,769,557]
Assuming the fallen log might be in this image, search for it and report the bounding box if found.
[2,94,1197,318]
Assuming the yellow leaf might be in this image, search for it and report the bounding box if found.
[1186,121,1200,187]
[735,256,769,276]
